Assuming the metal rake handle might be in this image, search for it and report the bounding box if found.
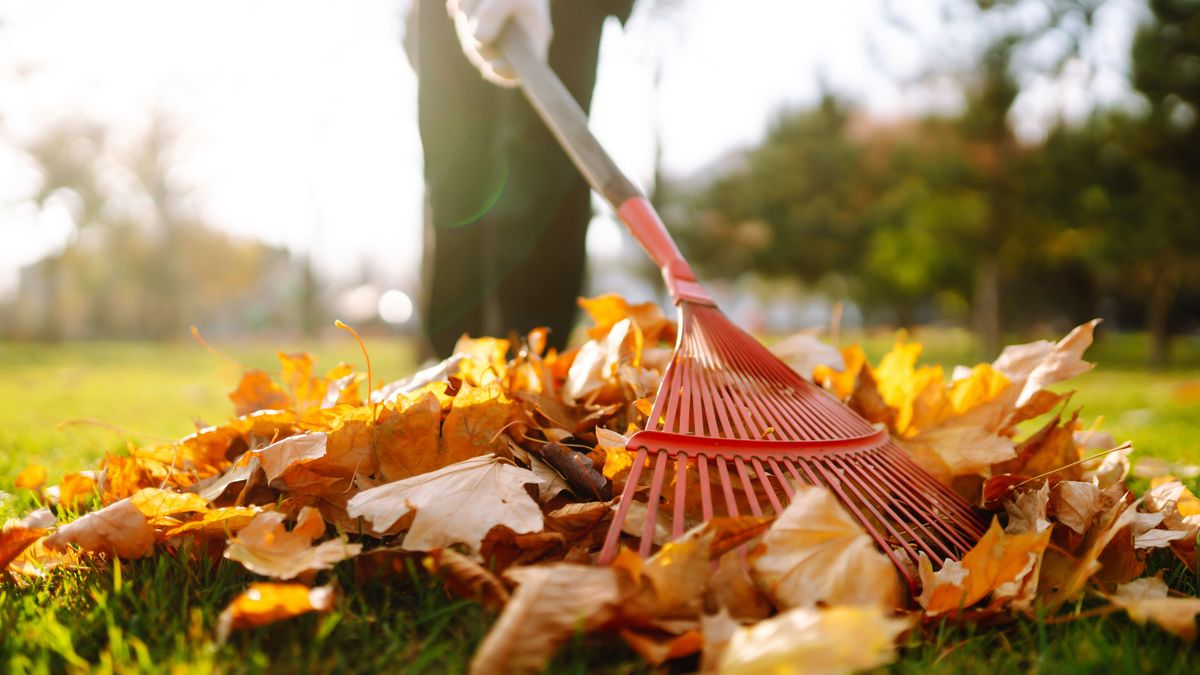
[496,23,712,305]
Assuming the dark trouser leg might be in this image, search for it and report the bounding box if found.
[492,3,612,351]
[417,0,615,357]
[417,0,505,357]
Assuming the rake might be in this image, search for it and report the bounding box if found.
[497,26,986,591]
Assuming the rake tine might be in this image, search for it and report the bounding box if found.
[767,457,795,499]
[734,457,764,517]
[854,452,976,555]
[828,455,932,562]
[697,454,714,520]
[673,453,689,539]
[751,457,784,514]
[640,451,671,557]
[715,457,740,517]
[598,446,648,564]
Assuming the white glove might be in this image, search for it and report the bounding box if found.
[446,0,552,87]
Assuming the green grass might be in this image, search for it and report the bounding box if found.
[1,334,1198,673]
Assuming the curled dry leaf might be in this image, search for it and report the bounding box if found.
[718,605,911,675]
[347,455,544,558]
[224,507,361,579]
[1050,481,1101,534]
[1004,483,1050,535]
[750,486,901,610]
[426,547,510,610]
[1,508,55,569]
[469,563,629,675]
[228,370,290,416]
[917,519,1051,615]
[1110,575,1200,641]
[44,499,154,559]
[217,582,334,642]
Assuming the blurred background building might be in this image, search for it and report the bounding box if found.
[1,0,1196,362]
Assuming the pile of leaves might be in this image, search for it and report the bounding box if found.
[3,294,1199,673]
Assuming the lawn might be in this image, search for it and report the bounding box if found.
[1,332,1198,673]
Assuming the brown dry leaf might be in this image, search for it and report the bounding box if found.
[997,320,1099,408]
[165,506,263,539]
[1038,500,1136,609]
[917,519,1051,615]
[1051,481,1102,534]
[769,331,844,381]
[469,563,629,675]
[1004,483,1051,535]
[1110,575,1200,640]
[579,293,675,344]
[229,370,291,416]
[44,499,155,559]
[216,582,334,642]
[254,433,327,484]
[346,455,544,558]
[899,424,1016,482]
[14,465,47,490]
[374,391,442,480]
[426,547,510,610]
[718,605,911,675]
[996,412,1083,482]
[224,507,361,579]
[750,486,901,610]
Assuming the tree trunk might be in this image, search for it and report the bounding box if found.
[1146,264,1178,367]
[973,257,1001,359]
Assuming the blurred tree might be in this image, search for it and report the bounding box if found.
[6,115,317,340]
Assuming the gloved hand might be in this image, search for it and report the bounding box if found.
[446,0,552,87]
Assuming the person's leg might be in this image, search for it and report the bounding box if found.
[491,2,616,351]
[416,0,506,357]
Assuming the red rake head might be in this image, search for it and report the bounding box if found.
[598,302,987,592]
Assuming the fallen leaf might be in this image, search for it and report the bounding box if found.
[718,605,911,675]
[1004,483,1050,535]
[224,507,361,579]
[769,331,844,381]
[997,320,1099,408]
[469,563,628,675]
[165,506,263,539]
[750,486,901,609]
[217,582,334,642]
[44,499,154,559]
[579,294,675,344]
[14,465,47,490]
[1,509,55,569]
[374,391,442,480]
[439,383,518,465]
[1110,574,1200,640]
[917,519,1051,614]
[229,370,291,416]
[1050,481,1101,534]
[129,488,209,524]
[346,455,544,558]
[426,547,510,610]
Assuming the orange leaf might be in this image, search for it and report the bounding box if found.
[578,294,676,344]
[13,465,47,490]
[217,582,334,642]
[917,519,1051,615]
[229,370,291,417]
[375,392,443,480]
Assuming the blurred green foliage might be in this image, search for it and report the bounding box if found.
[670,0,1200,364]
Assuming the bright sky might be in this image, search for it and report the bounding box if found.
[0,0,1143,296]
